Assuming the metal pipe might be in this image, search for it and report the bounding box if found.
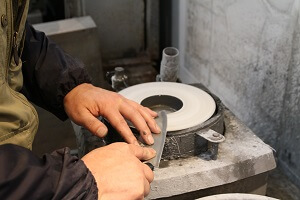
[159,47,179,82]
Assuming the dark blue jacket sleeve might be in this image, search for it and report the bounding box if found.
[0,144,97,200]
[21,22,92,120]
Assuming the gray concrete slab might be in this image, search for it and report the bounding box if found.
[33,16,95,35]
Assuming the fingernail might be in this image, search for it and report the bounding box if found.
[156,124,161,133]
[96,127,108,137]
[148,135,154,144]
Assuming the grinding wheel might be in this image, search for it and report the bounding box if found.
[119,82,216,131]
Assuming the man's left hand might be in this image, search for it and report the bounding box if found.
[63,83,161,145]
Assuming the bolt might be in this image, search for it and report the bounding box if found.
[213,132,220,137]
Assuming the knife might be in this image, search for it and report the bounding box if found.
[145,110,167,169]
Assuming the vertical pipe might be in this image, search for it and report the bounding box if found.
[160,47,179,82]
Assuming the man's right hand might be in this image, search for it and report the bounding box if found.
[81,143,156,200]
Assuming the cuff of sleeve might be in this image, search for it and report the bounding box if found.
[52,56,92,121]
[48,148,98,200]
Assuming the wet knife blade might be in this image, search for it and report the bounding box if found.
[146,110,167,168]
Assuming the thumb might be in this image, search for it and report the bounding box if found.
[78,110,108,137]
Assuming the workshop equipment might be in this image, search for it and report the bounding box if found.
[72,81,275,199]
[72,47,276,199]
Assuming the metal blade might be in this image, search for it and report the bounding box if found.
[146,110,167,168]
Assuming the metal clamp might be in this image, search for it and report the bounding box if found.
[197,129,225,160]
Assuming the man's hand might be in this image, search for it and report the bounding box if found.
[64,83,161,145]
[81,143,156,199]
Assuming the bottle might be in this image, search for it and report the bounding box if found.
[111,67,128,91]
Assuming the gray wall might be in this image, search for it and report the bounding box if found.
[84,0,145,60]
[176,0,300,186]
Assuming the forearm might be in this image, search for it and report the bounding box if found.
[0,144,97,199]
[21,22,91,120]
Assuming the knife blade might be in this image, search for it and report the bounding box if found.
[146,110,167,168]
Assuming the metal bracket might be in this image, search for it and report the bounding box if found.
[197,129,225,160]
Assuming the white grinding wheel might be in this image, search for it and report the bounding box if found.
[119,82,216,132]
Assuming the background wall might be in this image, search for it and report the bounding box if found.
[176,0,300,187]
[84,0,145,60]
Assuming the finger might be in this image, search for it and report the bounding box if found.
[143,163,154,183]
[144,178,151,197]
[125,99,157,117]
[127,101,161,134]
[144,107,158,118]
[77,110,108,137]
[120,104,154,145]
[139,107,161,134]
[105,111,139,145]
[127,100,158,119]
[129,144,156,161]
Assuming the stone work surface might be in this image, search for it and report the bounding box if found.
[180,0,300,187]
[146,109,276,199]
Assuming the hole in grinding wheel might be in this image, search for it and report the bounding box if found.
[141,95,183,114]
